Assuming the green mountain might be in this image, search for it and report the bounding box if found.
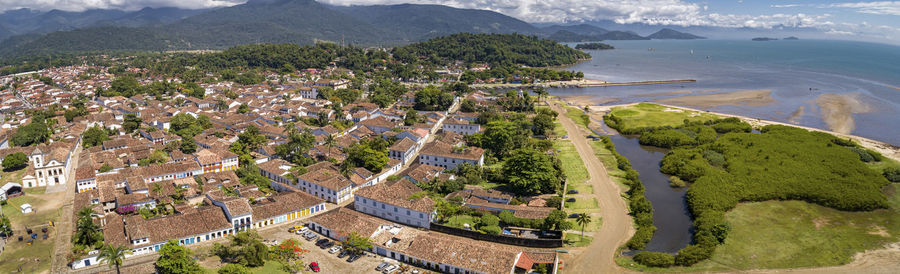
[541,24,609,36]
[335,4,539,41]
[163,0,395,48]
[547,30,648,42]
[0,26,183,58]
[647,28,705,39]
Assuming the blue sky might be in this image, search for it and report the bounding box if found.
[1,0,898,43]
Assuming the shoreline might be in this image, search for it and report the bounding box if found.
[578,101,900,163]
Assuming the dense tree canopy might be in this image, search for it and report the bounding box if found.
[10,120,50,147]
[502,148,564,195]
[156,240,203,274]
[394,33,590,67]
[414,86,455,111]
[1,152,28,171]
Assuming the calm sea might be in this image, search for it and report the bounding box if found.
[550,39,900,145]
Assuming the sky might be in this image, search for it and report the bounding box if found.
[1,0,898,43]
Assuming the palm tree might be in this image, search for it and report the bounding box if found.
[575,213,592,240]
[97,244,131,274]
[324,134,337,160]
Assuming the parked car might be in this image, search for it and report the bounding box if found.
[337,250,350,258]
[568,213,580,218]
[315,239,329,247]
[383,264,398,274]
[375,262,389,271]
[566,198,576,202]
[306,234,319,241]
[320,241,334,249]
[309,262,320,272]
[295,227,309,234]
[567,189,579,194]
[347,253,362,263]
[328,245,342,254]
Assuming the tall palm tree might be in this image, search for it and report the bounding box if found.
[97,244,131,274]
[575,213,592,240]
[324,134,337,159]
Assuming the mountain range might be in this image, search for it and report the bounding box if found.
[0,0,705,59]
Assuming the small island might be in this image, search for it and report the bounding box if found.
[752,37,778,41]
[574,42,615,50]
[783,36,800,40]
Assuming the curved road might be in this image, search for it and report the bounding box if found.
[550,102,634,273]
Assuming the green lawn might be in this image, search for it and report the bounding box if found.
[607,103,720,132]
[564,233,593,247]
[566,184,594,194]
[0,186,63,274]
[619,185,900,272]
[203,261,288,274]
[552,121,568,137]
[569,216,603,232]
[565,197,598,210]
[445,215,477,229]
[0,168,26,186]
[564,106,591,130]
[553,140,589,188]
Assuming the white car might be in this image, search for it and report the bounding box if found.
[328,245,342,254]
[294,227,309,235]
[382,265,398,274]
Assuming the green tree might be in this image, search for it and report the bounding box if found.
[82,126,111,148]
[483,121,530,158]
[542,210,572,230]
[1,152,28,171]
[123,114,142,134]
[156,240,202,274]
[502,148,563,195]
[0,215,12,237]
[218,264,250,274]
[575,213,592,240]
[98,244,132,274]
[414,86,454,111]
[10,120,50,147]
[237,103,249,114]
[180,138,198,154]
[74,207,103,247]
[342,138,389,173]
[343,232,373,255]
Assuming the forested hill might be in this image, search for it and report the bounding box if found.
[334,4,539,41]
[393,33,591,67]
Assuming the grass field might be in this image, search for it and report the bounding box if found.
[619,182,900,272]
[564,106,591,130]
[565,197,599,210]
[554,140,589,188]
[445,215,477,229]
[0,186,64,274]
[607,103,720,132]
[564,233,594,247]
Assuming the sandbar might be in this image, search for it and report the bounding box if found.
[653,89,774,108]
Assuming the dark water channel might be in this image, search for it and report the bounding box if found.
[598,122,694,253]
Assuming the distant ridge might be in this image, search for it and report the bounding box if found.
[648,28,705,39]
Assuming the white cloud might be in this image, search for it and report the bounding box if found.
[829,1,900,16]
[0,0,244,12]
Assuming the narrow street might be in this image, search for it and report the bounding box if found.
[50,144,82,274]
[549,101,633,273]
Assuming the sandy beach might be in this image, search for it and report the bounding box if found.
[815,93,872,134]
[653,89,775,108]
[632,90,717,97]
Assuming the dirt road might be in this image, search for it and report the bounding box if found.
[550,102,634,273]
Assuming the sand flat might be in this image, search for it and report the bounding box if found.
[815,93,872,134]
[654,89,775,108]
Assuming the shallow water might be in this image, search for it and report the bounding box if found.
[550,39,900,145]
[607,133,693,253]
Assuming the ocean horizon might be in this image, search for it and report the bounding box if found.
[550,39,900,146]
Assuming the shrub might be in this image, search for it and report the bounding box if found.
[884,167,900,182]
[633,252,675,267]
[480,214,500,227]
[668,176,686,188]
[481,225,502,235]
[626,225,656,250]
[849,147,875,162]
[218,264,251,274]
[674,244,714,266]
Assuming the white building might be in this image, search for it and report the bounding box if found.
[353,179,435,229]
